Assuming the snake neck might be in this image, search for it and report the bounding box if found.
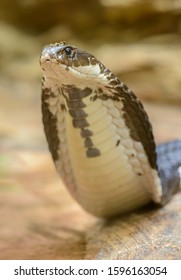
[42,75,162,217]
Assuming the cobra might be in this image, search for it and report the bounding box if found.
[40,42,181,218]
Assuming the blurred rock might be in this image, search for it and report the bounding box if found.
[0,0,181,42]
[0,23,40,79]
[0,0,101,38]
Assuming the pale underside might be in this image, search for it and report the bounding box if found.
[43,75,162,217]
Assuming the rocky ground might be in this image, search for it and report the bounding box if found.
[0,0,181,259]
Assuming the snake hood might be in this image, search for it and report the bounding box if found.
[40,42,181,217]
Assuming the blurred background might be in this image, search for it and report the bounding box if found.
[0,0,181,259]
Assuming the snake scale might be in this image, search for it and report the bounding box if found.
[40,42,181,217]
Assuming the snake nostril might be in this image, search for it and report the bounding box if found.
[40,54,52,65]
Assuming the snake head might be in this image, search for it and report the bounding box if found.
[40,42,107,84]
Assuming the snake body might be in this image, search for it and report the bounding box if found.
[40,42,181,217]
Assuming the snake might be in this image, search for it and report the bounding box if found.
[40,41,181,218]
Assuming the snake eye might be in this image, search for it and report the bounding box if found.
[64,47,72,56]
